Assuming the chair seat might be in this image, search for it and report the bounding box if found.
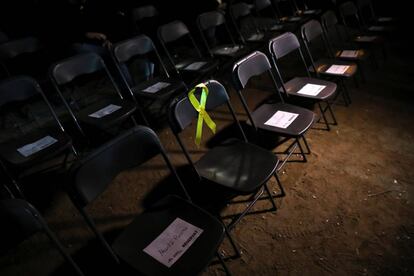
[131,76,186,99]
[112,195,224,276]
[77,98,136,130]
[195,139,278,194]
[353,34,384,45]
[334,48,369,61]
[250,102,316,137]
[175,59,219,76]
[281,77,337,100]
[212,44,245,57]
[308,58,358,78]
[0,127,72,168]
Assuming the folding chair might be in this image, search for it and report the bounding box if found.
[169,80,283,231]
[67,125,230,275]
[232,51,315,168]
[112,35,186,122]
[321,10,372,76]
[49,52,139,140]
[197,11,247,59]
[0,36,43,79]
[269,32,338,130]
[157,20,220,87]
[338,1,387,54]
[0,76,75,198]
[0,198,84,276]
[130,5,160,39]
[301,20,358,105]
[354,0,395,32]
[229,2,267,44]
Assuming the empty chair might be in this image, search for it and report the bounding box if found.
[49,52,139,141]
[0,198,84,275]
[197,11,247,59]
[0,36,44,80]
[112,35,186,122]
[66,125,230,275]
[232,51,316,167]
[169,80,282,231]
[130,5,160,39]
[321,10,372,75]
[269,32,338,130]
[354,0,395,32]
[157,20,220,86]
[254,0,301,32]
[229,2,267,44]
[301,20,358,105]
[0,76,75,197]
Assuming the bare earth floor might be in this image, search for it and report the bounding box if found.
[1,31,414,275]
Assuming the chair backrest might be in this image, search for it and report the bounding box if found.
[131,5,158,21]
[158,20,191,44]
[339,1,358,17]
[50,52,106,86]
[0,37,41,60]
[0,76,66,133]
[301,19,324,43]
[321,10,338,30]
[69,125,186,207]
[197,11,227,31]
[232,51,273,90]
[230,2,253,20]
[269,32,301,59]
[255,0,272,12]
[113,35,169,85]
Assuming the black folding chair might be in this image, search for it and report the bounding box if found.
[232,51,315,168]
[269,32,338,130]
[157,20,220,87]
[301,20,358,105]
[354,0,395,33]
[112,35,186,123]
[0,198,84,276]
[67,125,230,275]
[197,11,247,59]
[0,76,75,198]
[229,2,267,44]
[338,1,387,61]
[49,52,139,141]
[130,5,160,38]
[0,36,44,80]
[169,80,283,231]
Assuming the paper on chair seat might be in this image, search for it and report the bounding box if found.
[265,111,299,129]
[89,104,122,118]
[270,25,283,31]
[325,65,349,75]
[143,82,170,93]
[368,26,385,31]
[355,36,377,42]
[378,17,392,22]
[184,62,207,71]
[304,9,316,14]
[247,33,264,41]
[17,136,58,157]
[297,83,326,96]
[288,16,301,22]
[143,218,203,268]
[214,46,240,55]
[340,50,358,58]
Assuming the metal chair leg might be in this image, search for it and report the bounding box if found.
[264,183,277,211]
[295,138,307,162]
[301,135,311,154]
[318,102,330,131]
[216,251,232,276]
[325,101,338,125]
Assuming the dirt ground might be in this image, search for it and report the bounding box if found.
[1,25,414,276]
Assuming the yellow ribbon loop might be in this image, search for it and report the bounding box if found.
[188,83,216,146]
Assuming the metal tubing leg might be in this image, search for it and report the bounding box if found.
[216,252,232,276]
[227,189,263,231]
[301,135,311,154]
[264,183,277,211]
[224,224,241,258]
[296,138,307,163]
[325,101,338,125]
[318,102,330,131]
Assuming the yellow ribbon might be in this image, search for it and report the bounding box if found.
[188,83,216,146]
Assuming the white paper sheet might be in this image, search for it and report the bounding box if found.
[264,111,299,129]
[303,10,317,15]
[142,82,171,93]
[325,65,349,75]
[184,62,207,71]
[340,50,359,58]
[214,46,240,55]
[143,218,203,268]
[17,136,58,157]
[89,104,122,118]
[288,16,301,22]
[368,26,385,31]
[247,33,264,41]
[355,36,377,42]
[378,17,392,22]
[297,83,326,96]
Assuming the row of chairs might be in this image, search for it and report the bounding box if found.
[1,0,395,275]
